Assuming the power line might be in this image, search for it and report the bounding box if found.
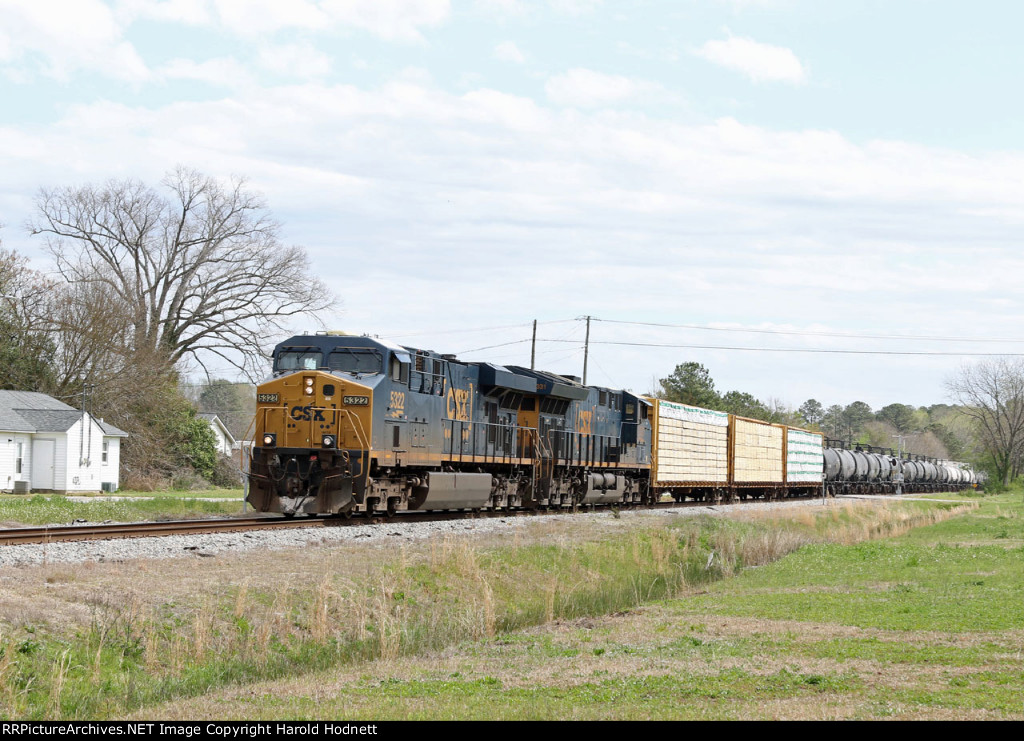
[386,319,576,339]
[537,338,1024,357]
[457,339,533,354]
[591,317,1024,344]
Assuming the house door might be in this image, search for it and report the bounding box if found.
[31,439,55,490]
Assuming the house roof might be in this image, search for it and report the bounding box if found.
[97,419,129,437]
[0,390,128,437]
[199,413,237,445]
[0,390,76,411]
[14,409,85,433]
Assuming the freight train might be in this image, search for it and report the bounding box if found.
[245,332,978,516]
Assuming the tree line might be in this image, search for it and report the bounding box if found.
[0,167,334,489]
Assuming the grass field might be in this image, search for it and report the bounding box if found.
[0,493,245,527]
[58,488,244,500]
[0,492,1020,719]
[144,492,1024,720]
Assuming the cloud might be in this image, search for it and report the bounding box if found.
[257,42,333,79]
[158,56,253,88]
[137,0,451,40]
[206,0,328,35]
[320,0,450,42]
[3,77,1024,404]
[475,0,600,14]
[120,0,213,25]
[548,0,602,14]
[545,68,667,108]
[695,34,806,84]
[493,41,526,64]
[0,0,149,82]
[0,0,452,86]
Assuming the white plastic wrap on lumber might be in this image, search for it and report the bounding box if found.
[787,428,824,483]
[733,418,784,483]
[654,401,729,484]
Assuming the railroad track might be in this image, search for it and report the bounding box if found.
[0,492,837,547]
[0,515,332,546]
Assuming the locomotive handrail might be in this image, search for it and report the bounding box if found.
[341,408,370,452]
[446,419,534,464]
[551,429,620,467]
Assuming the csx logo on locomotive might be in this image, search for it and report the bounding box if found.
[289,405,326,422]
[446,385,473,421]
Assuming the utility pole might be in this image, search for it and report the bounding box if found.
[582,315,591,385]
[530,319,537,370]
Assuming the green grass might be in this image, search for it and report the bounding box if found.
[63,488,243,500]
[1,494,1014,719]
[0,494,244,526]
[167,493,1023,720]
[680,495,1024,633]
[265,670,862,721]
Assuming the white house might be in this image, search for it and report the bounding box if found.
[0,390,128,494]
[199,413,236,456]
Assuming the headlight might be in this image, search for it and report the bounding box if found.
[304,377,315,395]
[322,435,335,448]
[262,433,276,447]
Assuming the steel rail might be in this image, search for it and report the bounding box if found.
[0,491,837,547]
[0,516,329,546]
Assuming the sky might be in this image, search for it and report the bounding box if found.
[1,0,1022,411]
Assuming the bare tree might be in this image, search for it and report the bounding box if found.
[0,241,60,392]
[947,358,1024,486]
[29,167,336,379]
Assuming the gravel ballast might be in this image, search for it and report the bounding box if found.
[0,497,855,568]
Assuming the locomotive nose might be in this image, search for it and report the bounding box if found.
[248,369,373,516]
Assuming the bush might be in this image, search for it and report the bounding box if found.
[210,454,243,488]
[120,471,164,492]
[170,468,211,491]
[175,413,218,480]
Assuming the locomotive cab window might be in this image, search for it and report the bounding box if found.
[327,349,382,375]
[390,354,410,384]
[276,349,322,372]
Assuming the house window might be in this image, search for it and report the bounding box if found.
[15,443,23,474]
[102,441,109,465]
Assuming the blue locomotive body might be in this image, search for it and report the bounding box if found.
[248,333,653,515]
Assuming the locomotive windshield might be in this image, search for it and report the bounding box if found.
[327,348,382,375]
[276,349,322,371]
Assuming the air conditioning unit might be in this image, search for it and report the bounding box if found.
[13,481,30,494]
[101,482,117,493]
